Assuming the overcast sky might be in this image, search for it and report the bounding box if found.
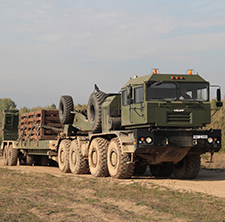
[0,0,225,108]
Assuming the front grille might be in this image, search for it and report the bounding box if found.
[167,112,191,123]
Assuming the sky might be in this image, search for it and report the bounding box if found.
[0,0,225,108]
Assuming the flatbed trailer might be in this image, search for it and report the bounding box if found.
[1,110,63,166]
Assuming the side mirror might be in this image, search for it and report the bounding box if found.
[216,88,223,107]
[126,85,132,105]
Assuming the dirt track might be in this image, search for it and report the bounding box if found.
[1,156,225,199]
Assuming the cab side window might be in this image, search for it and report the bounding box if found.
[122,90,128,106]
[134,87,144,103]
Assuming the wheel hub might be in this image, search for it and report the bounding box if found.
[110,150,117,167]
[72,151,76,165]
[91,149,97,167]
[60,150,64,163]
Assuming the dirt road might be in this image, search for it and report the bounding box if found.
[1,156,225,199]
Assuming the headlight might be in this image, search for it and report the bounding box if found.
[208,137,213,144]
[146,137,153,144]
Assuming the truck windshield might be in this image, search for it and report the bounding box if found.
[179,83,208,101]
[147,82,177,101]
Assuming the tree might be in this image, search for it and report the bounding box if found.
[0,98,16,110]
[50,103,56,110]
[19,106,29,114]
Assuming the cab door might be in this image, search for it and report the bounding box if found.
[130,86,145,125]
[121,85,145,127]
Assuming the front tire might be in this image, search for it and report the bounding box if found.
[58,140,71,173]
[173,154,201,179]
[88,138,109,177]
[107,138,134,179]
[69,140,89,174]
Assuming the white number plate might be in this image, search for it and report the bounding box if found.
[193,135,208,139]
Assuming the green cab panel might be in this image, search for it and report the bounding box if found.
[121,73,211,129]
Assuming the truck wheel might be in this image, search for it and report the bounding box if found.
[87,92,107,133]
[69,140,89,174]
[26,155,34,166]
[58,140,71,173]
[150,164,173,178]
[134,162,147,175]
[3,146,8,166]
[173,154,201,179]
[88,138,109,177]
[59,95,74,124]
[107,138,134,179]
[8,145,18,166]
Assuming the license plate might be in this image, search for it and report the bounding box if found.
[193,135,208,139]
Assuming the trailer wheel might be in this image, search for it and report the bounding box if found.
[8,145,18,166]
[150,164,173,178]
[59,95,74,124]
[26,155,34,166]
[87,92,107,133]
[88,138,109,177]
[69,140,89,174]
[173,154,201,179]
[107,138,134,179]
[58,140,71,173]
[3,146,8,166]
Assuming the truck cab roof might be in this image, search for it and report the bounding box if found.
[122,73,207,89]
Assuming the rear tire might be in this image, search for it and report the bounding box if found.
[69,140,89,174]
[59,95,74,124]
[173,154,201,179]
[58,140,71,173]
[88,138,109,177]
[107,138,134,179]
[8,145,18,166]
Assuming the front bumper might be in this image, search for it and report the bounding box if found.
[134,128,221,155]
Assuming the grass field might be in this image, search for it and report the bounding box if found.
[0,167,225,222]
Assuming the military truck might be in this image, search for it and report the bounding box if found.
[0,69,223,179]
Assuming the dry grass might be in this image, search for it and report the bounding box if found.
[0,168,225,222]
